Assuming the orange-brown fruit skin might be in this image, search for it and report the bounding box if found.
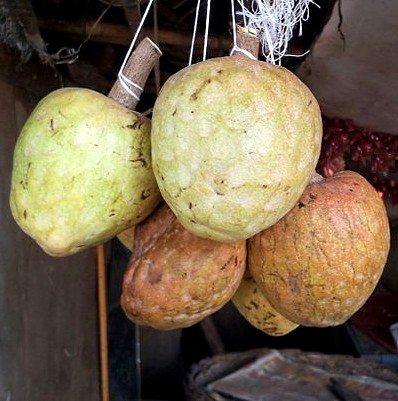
[249,170,390,327]
[121,203,246,330]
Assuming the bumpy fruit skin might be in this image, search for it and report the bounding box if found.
[232,270,299,336]
[10,88,161,256]
[121,203,246,330]
[151,55,322,242]
[249,171,390,327]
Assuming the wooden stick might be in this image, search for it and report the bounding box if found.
[96,37,162,401]
[200,316,225,355]
[108,37,162,111]
[96,243,109,401]
[235,25,260,60]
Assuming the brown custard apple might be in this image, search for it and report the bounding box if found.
[249,171,390,327]
[151,55,322,242]
[10,88,161,256]
[121,203,246,330]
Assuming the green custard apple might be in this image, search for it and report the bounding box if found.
[151,55,323,242]
[10,88,161,256]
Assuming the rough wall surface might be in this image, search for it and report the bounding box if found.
[0,80,100,401]
[297,0,398,135]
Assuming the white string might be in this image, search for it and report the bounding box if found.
[118,75,143,102]
[229,0,257,59]
[188,0,316,66]
[188,0,202,66]
[53,4,111,65]
[236,0,319,65]
[188,0,212,64]
[202,0,212,61]
[230,0,237,48]
[240,0,247,26]
[117,0,155,100]
[230,45,257,59]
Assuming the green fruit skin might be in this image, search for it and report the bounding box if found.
[151,55,323,242]
[10,88,161,256]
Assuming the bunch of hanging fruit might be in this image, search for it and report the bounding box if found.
[9,33,390,336]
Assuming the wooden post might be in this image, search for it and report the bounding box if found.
[96,244,109,401]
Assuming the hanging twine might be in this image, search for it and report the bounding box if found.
[236,0,319,64]
[230,0,259,60]
[117,0,156,101]
[189,0,213,65]
[189,0,318,66]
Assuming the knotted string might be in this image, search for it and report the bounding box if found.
[229,0,258,60]
[189,0,260,64]
[236,0,319,64]
[190,0,316,64]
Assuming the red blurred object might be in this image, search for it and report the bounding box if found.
[317,117,398,203]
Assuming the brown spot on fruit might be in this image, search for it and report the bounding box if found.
[250,300,259,310]
[232,269,299,336]
[220,256,234,271]
[141,189,151,200]
[126,117,145,130]
[130,158,148,168]
[190,78,212,101]
[147,265,163,285]
[288,273,302,295]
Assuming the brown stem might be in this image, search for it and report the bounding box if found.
[235,25,260,60]
[108,37,162,110]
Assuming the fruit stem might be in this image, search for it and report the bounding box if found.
[235,25,260,60]
[108,37,162,111]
